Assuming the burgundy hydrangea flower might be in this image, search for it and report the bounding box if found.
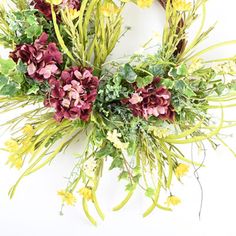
[32,0,81,20]
[10,33,63,82]
[62,0,81,10]
[33,0,53,20]
[44,67,99,122]
[123,78,175,121]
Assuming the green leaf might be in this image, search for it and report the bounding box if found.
[136,75,153,88]
[125,183,136,192]
[176,64,188,76]
[120,64,137,83]
[0,83,18,96]
[10,72,24,84]
[161,79,175,89]
[109,157,123,170]
[17,61,27,73]
[183,86,196,97]
[0,59,15,75]
[168,67,178,78]
[145,187,155,198]
[96,143,115,158]
[0,74,8,89]
[169,64,188,78]
[27,84,40,95]
[175,80,186,91]
[133,174,141,183]
[118,171,129,181]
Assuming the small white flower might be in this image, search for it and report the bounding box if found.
[107,130,129,150]
[83,158,97,178]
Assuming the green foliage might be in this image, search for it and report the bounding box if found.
[7,10,43,44]
[119,63,137,83]
[136,75,153,88]
[145,187,155,198]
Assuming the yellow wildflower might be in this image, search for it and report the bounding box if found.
[175,163,189,178]
[107,130,129,150]
[4,139,19,153]
[165,195,181,207]
[136,0,153,8]
[172,0,192,12]
[100,1,120,17]
[214,61,236,75]
[68,8,80,20]
[22,124,34,137]
[45,0,62,5]
[7,154,23,169]
[148,126,169,139]
[78,187,93,201]
[58,190,77,205]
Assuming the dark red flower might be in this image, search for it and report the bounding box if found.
[33,0,53,20]
[122,78,175,121]
[10,33,63,82]
[32,0,81,20]
[44,67,99,122]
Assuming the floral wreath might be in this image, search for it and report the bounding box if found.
[0,0,236,225]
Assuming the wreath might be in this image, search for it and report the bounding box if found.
[0,0,236,225]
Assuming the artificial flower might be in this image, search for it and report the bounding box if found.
[107,130,129,150]
[33,0,81,20]
[100,1,119,17]
[129,93,143,104]
[10,32,62,82]
[4,139,19,153]
[78,187,93,201]
[165,195,181,207]
[58,190,77,205]
[120,0,153,8]
[7,154,23,169]
[61,0,81,10]
[44,67,99,122]
[148,126,169,139]
[172,0,192,12]
[136,0,153,8]
[68,8,80,19]
[122,78,175,121]
[22,125,34,137]
[175,163,189,178]
[213,61,236,75]
[83,158,97,178]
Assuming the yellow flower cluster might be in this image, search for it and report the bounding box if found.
[4,139,23,169]
[166,195,181,207]
[58,190,77,205]
[148,126,169,139]
[214,61,236,75]
[107,129,129,150]
[101,1,119,17]
[22,124,34,137]
[4,124,35,169]
[175,163,189,178]
[121,0,153,8]
[78,187,93,201]
[172,0,192,12]
[58,186,94,205]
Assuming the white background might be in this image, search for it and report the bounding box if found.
[1,0,236,235]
